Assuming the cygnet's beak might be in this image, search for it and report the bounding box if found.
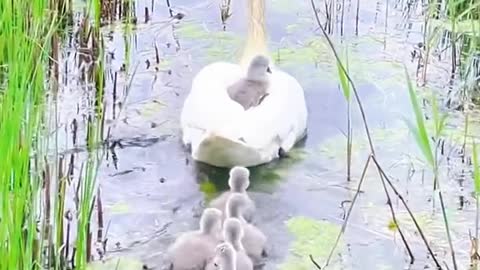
[266,66,272,73]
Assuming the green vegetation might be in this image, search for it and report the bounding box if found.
[336,46,353,181]
[404,68,457,269]
[0,0,106,269]
[473,139,480,257]
[0,0,60,269]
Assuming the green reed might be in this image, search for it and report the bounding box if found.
[335,46,352,181]
[0,0,107,269]
[75,0,105,268]
[473,139,480,255]
[0,0,57,269]
[404,69,457,270]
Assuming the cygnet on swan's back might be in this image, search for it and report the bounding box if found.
[226,193,267,264]
[166,208,223,270]
[227,54,272,110]
[209,166,255,222]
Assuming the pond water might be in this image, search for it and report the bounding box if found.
[58,0,480,269]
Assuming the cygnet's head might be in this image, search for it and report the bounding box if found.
[214,242,236,269]
[247,55,272,82]
[225,193,248,219]
[228,166,250,192]
[199,208,222,235]
[223,218,244,249]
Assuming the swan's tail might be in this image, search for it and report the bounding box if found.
[191,131,270,168]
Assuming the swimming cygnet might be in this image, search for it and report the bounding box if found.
[222,218,253,270]
[226,193,267,264]
[166,208,223,270]
[227,54,272,110]
[209,166,255,222]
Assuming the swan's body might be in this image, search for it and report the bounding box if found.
[180,59,307,167]
[180,0,306,168]
[209,167,255,222]
[166,208,222,270]
[226,194,267,264]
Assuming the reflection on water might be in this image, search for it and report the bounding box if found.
[56,0,479,269]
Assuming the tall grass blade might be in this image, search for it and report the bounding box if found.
[474,140,480,194]
[337,46,351,101]
[405,67,435,168]
[431,92,448,138]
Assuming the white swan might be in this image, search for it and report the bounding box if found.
[180,0,308,168]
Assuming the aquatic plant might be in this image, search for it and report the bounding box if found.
[422,0,480,102]
[404,69,457,269]
[473,139,480,259]
[336,46,353,182]
[0,0,62,269]
[0,0,111,268]
[310,0,448,268]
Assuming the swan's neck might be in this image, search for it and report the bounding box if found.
[240,0,268,68]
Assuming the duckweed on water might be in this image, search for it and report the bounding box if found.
[176,21,242,62]
[108,202,132,215]
[280,217,341,270]
[199,180,218,202]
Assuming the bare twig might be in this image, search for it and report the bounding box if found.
[324,156,371,267]
[310,254,322,269]
[373,155,415,264]
[372,155,443,268]
[439,190,458,270]
[355,0,360,35]
[347,98,352,181]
